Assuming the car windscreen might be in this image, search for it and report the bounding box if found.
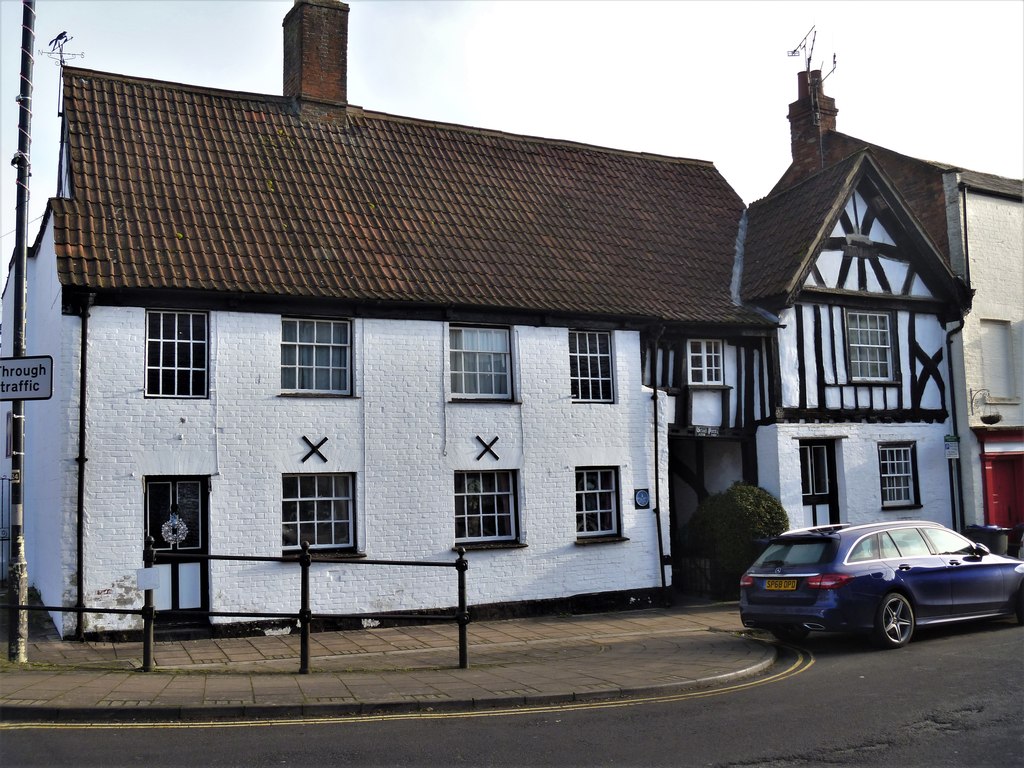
[753,537,838,567]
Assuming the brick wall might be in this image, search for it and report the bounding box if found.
[65,308,666,633]
[757,421,956,529]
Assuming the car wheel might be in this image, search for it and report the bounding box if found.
[770,625,810,642]
[873,592,914,649]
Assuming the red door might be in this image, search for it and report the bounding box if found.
[983,454,1023,528]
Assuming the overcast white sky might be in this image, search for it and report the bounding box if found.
[2,0,1022,286]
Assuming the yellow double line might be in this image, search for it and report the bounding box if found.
[2,646,813,731]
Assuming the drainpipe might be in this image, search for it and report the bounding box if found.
[946,319,966,532]
[944,182,972,533]
[74,293,94,640]
[650,326,668,597]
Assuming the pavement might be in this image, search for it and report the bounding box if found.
[0,595,776,723]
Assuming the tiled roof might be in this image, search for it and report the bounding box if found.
[770,131,956,261]
[741,153,862,304]
[957,170,1023,200]
[745,150,970,314]
[52,68,767,326]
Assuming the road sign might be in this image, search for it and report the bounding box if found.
[0,356,53,401]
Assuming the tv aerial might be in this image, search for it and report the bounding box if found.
[788,26,836,81]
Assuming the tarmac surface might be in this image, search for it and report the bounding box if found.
[0,594,776,723]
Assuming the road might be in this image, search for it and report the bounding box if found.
[2,618,1020,768]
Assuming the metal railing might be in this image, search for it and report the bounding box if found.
[10,539,470,674]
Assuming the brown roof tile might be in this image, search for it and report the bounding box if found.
[53,68,767,326]
[770,131,972,262]
[745,150,969,314]
[742,154,861,304]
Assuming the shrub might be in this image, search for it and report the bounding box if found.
[688,483,790,598]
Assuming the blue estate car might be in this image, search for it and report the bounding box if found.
[739,520,1024,649]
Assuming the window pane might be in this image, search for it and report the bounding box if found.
[281,318,351,393]
[575,468,619,537]
[450,327,511,398]
[569,331,613,402]
[146,311,208,398]
[878,444,916,507]
[687,339,723,385]
[848,313,892,380]
[282,473,356,550]
[454,470,516,542]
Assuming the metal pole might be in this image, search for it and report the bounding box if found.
[142,537,155,672]
[455,547,468,669]
[7,0,36,664]
[298,541,311,674]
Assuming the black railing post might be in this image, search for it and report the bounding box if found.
[455,547,469,669]
[299,541,311,674]
[142,536,155,672]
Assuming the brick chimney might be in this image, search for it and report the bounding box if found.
[787,69,838,177]
[283,0,349,104]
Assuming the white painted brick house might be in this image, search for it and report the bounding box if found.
[2,0,774,637]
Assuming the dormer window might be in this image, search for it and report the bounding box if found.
[846,311,893,381]
[687,339,723,386]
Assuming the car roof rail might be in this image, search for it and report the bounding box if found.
[782,523,850,536]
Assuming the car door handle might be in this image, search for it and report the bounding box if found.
[898,564,912,571]
[948,560,961,566]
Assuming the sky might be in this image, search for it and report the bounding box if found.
[1,0,1022,287]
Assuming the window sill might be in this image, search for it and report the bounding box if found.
[449,398,521,405]
[453,541,527,552]
[881,504,922,512]
[686,384,729,390]
[571,399,616,405]
[278,392,357,399]
[284,549,366,559]
[574,535,629,546]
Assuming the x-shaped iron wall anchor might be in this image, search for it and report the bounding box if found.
[301,435,329,463]
[475,435,500,461]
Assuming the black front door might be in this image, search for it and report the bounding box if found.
[799,440,840,526]
[145,477,209,619]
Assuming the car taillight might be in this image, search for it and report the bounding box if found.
[806,573,854,590]
[739,574,754,588]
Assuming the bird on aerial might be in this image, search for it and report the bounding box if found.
[48,31,68,51]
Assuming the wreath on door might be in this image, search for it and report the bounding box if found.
[161,513,189,545]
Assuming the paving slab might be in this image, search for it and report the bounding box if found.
[0,596,776,723]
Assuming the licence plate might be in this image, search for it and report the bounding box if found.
[765,579,797,591]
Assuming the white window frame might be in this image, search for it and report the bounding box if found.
[569,330,614,402]
[575,467,621,538]
[687,339,723,385]
[454,470,518,543]
[281,318,352,394]
[878,443,918,508]
[846,311,893,381]
[800,444,830,496]
[282,473,356,551]
[145,310,208,398]
[449,326,512,400]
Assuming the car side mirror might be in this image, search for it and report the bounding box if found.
[972,542,991,558]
